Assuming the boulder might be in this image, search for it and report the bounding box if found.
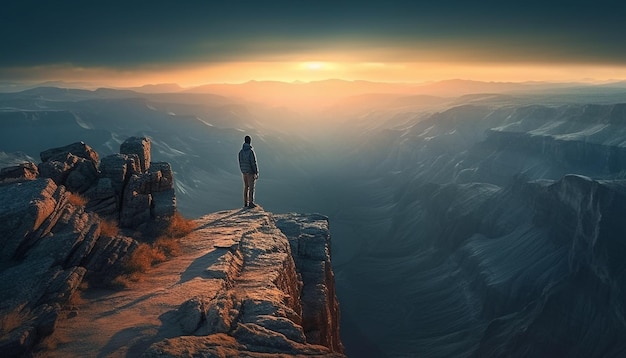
[120,136,150,172]
[82,235,138,284]
[40,141,99,167]
[0,178,59,261]
[99,153,141,196]
[39,153,98,193]
[84,178,118,216]
[0,162,38,184]
[149,162,174,191]
[152,189,176,221]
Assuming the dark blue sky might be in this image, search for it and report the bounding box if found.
[2,0,625,84]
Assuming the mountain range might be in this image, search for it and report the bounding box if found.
[2,80,626,357]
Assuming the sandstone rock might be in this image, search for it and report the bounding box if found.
[275,213,343,353]
[143,209,345,357]
[38,155,76,187]
[149,162,174,191]
[0,162,38,184]
[175,297,208,334]
[84,178,118,216]
[0,178,58,261]
[232,322,298,351]
[142,334,344,358]
[64,157,98,193]
[119,168,176,229]
[0,139,182,356]
[201,292,240,335]
[39,153,98,193]
[120,136,151,172]
[151,189,176,222]
[38,266,87,306]
[120,195,152,229]
[40,141,99,167]
[0,179,114,356]
[253,315,307,344]
[82,235,138,284]
[0,322,36,358]
[99,153,141,196]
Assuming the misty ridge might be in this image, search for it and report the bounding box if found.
[3,79,626,357]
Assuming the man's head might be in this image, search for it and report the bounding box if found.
[244,135,251,144]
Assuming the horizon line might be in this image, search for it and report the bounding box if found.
[3,77,625,91]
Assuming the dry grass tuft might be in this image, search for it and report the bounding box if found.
[100,219,119,238]
[114,212,193,287]
[0,311,26,335]
[67,192,87,207]
[155,236,182,257]
[164,211,196,238]
[67,281,89,307]
[125,243,166,274]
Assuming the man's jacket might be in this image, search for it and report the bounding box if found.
[238,143,258,174]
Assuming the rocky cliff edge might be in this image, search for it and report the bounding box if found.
[0,140,344,357]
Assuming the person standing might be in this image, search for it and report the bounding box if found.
[238,135,259,208]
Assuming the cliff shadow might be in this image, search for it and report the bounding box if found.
[178,248,230,284]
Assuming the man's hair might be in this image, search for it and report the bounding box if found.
[244,135,251,144]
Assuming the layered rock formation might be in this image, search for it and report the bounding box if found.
[0,140,344,357]
[142,209,344,357]
[0,177,137,356]
[0,137,177,356]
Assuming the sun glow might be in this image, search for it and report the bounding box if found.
[303,62,334,71]
[304,62,323,70]
[7,59,626,88]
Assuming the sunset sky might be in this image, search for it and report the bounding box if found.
[2,0,626,87]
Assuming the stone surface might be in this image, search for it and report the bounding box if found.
[142,208,345,357]
[84,178,118,216]
[120,136,151,172]
[40,141,99,167]
[0,179,133,357]
[120,174,152,229]
[0,178,59,261]
[0,140,344,357]
[0,162,38,184]
[19,207,344,357]
[99,153,140,196]
[275,213,344,353]
[39,153,98,194]
[0,138,179,355]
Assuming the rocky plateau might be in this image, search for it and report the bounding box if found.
[0,139,344,357]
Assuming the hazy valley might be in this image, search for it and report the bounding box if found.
[2,79,626,357]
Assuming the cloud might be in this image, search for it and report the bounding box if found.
[1,0,625,83]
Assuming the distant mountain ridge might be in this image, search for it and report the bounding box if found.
[2,82,626,356]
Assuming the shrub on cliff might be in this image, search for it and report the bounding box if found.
[163,211,196,238]
[100,219,119,238]
[114,211,195,286]
[67,192,87,206]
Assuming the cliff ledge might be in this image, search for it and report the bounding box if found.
[0,140,344,357]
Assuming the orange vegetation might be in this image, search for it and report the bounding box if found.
[116,212,195,285]
[0,311,26,336]
[67,192,87,206]
[163,211,197,238]
[99,219,119,238]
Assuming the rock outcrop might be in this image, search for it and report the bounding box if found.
[0,137,176,356]
[2,137,177,231]
[275,213,343,353]
[0,141,344,357]
[0,178,137,356]
[142,209,345,357]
